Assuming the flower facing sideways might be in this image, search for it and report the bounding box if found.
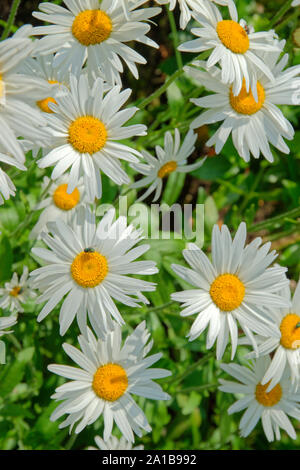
[30,176,87,240]
[219,356,300,441]
[0,25,50,161]
[246,281,300,392]
[178,2,279,99]
[185,50,300,162]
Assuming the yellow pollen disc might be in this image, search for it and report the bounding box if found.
[72,9,112,46]
[280,313,300,350]
[157,161,178,178]
[216,20,250,54]
[37,97,57,113]
[37,79,60,113]
[68,116,107,154]
[53,183,80,211]
[71,251,108,288]
[209,273,245,311]
[92,363,128,401]
[10,286,21,297]
[255,381,282,407]
[230,79,265,115]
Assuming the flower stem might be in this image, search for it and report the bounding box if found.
[178,383,218,394]
[1,0,21,41]
[137,67,184,110]
[166,7,183,70]
[147,300,177,315]
[65,432,77,450]
[269,0,294,29]
[11,179,52,239]
[238,165,266,214]
[136,52,209,110]
[248,207,300,233]
[166,352,215,384]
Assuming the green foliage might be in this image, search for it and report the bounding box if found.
[0,0,299,451]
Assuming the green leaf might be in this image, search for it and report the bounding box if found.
[0,237,13,282]
[192,157,231,181]
[0,347,34,397]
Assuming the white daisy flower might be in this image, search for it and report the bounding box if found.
[0,168,16,205]
[0,142,28,205]
[89,435,144,450]
[246,281,300,392]
[37,73,146,202]
[0,315,17,338]
[48,321,171,440]
[0,266,36,314]
[292,0,300,7]
[0,25,50,161]
[30,176,87,240]
[30,206,158,336]
[171,222,290,360]
[184,51,300,162]
[21,53,70,115]
[32,0,161,85]
[130,129,206,202]
[219,356,300,441]
[178,1,280,99]
[156,0,238,29]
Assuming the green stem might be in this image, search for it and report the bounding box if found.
[11,179,52,239]
[111,187,135,208]
[65,432,77,450]
[166,7,183,70]
[147,300,177,315]
[136,52,209,110]
[165,352,214,384]
[266,225,300,243]
[248,207,300,233]
[269,0,294,29]
[137,67,184,110]
[275,8,300,33]
[239,165,266,214]
[7,334,22,351]
[1,0,21,40]
[178,383,218,394]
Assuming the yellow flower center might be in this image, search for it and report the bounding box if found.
[216,20,250,54]
[280,313,300,350]
[255,381,282,407]
[209,273,245,311]
[10,286,21,297]
[157,161,178,178]
[68,116,107,154]
[92,363,128,401]
[71,251,108,288]
[37,80,59,113]
[53,183,80,211]
[72,9,112,46]
[230,80,265,115]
